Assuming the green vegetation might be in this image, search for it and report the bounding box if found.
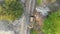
[30,29,37,34]
[31,9,60,34]
[0,0,24,22]
[43,10,60,34]
[37,0,42,6]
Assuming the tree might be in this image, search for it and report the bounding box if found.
[0,0,24,22]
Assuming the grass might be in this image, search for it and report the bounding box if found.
[30,29,37,34]
[37,0,42,6]
[31,10,60,34]
[43,10,60,34]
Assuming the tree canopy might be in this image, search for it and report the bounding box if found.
[0,0,24,22]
